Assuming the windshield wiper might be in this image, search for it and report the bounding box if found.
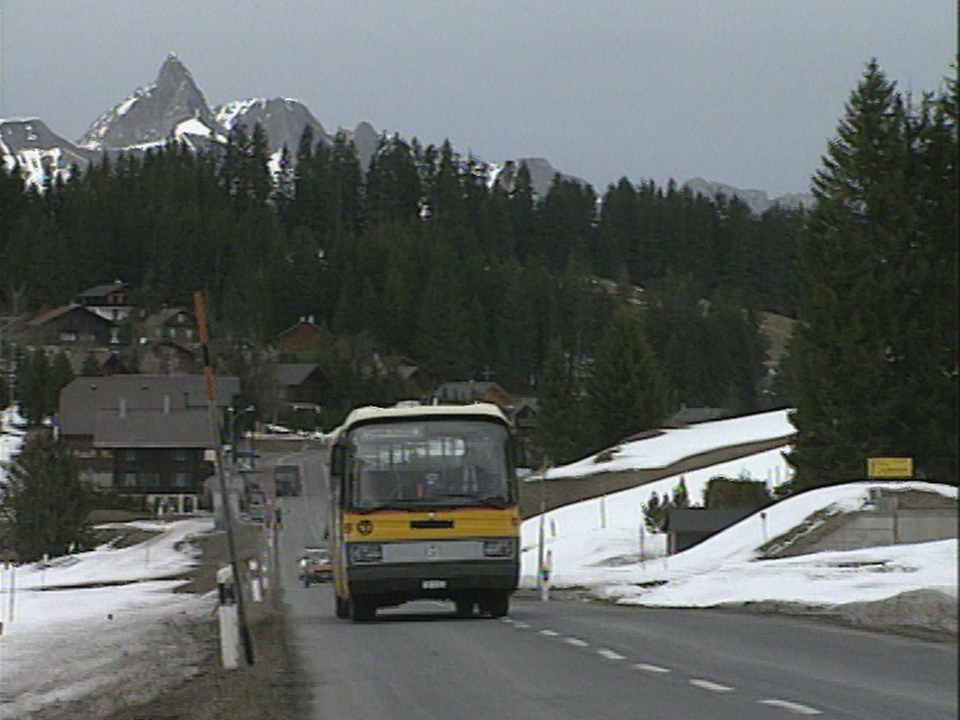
[354,498,422,514]
[428,493,512,508]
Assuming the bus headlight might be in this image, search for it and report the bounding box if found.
[483,539,516,558]
[349,543,383,564]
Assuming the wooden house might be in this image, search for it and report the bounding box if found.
[58,374,240,510]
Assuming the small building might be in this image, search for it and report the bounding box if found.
[275,317,334,360]
[275,363,327,405]
[58,374,240,511]
[22,304,125,347]
[665,507,756,554]
[77,280,132,323]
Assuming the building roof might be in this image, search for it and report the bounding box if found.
[59,374,240,437]
[78,281,128,300]
[144,307,195,327]
[27,304,107,327]
[92,407,217,448]
[276,363,321,386]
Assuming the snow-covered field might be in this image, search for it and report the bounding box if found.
[0,517,215,717]
[0,406,956,717]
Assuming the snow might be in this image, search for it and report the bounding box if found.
[541,408,795,479]
[521,415,957,608]
[0,516,215,715]
[174,117,213,139]
[0,405,955,715]
[214,98,262,129]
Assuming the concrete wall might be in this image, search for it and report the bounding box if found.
[803,508,957,553]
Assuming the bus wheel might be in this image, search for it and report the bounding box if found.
[481,592,510,618]
[335,594,349,619]
[350,597,377,622]
[455,598,475,617]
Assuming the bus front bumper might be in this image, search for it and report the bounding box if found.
[347,560,518,599]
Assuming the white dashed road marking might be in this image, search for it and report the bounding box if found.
[634,663,672,674]
[597,649,625,661]
[504,619,823,716]
[759,699,823,715]
[689,679,734,693]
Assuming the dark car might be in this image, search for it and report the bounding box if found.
[298,547,332,586]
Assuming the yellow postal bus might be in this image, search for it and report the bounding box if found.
[328,402,520,622]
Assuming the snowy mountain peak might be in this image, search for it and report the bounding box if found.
[213,97,328,154]
[78,55,220,150]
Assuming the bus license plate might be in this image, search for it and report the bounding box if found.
[422,579,447,589]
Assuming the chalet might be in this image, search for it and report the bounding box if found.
[275,317,334,360]
[136,308,202,374]
[58,374,239,511]
[275,363,327,405]
[23,304,125,347]
[77,280,132,323]
[141,307,198,345]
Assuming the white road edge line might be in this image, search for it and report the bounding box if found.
[759,699,823,716]
[540,629,560,637]
[634,663,672,674]
[564,637,589,647]
[513,622,531,629]
[689,679,734,693]
[597,649,625,661]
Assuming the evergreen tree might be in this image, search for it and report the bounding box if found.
[790,60,958,487]
[585,306,667,453]
[641,491,669,532]
[17,349,50,425]
[0,430,91,561]
[673,476,690,507]
[80,352,104,377]
[533,340,586,465]
[47,350,75,418]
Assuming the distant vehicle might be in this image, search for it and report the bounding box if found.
[245,482,267,522]
[275,464,302,496]
[299,547,332,586]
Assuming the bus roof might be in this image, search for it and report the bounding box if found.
[332,402,509,440]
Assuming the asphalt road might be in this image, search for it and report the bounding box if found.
[269,445,958,720]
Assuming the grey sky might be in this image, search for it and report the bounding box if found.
[1,1,955,196]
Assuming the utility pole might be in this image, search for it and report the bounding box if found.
[195,291,254,665]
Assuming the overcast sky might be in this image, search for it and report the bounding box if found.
[1,1,955,196]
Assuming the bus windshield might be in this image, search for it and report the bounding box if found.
[344,419,512,510]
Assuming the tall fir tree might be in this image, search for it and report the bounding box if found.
[790,60,958,487]
[533,340,586,465]
[585,305,668,453]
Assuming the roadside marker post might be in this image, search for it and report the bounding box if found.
[195,291,255,666]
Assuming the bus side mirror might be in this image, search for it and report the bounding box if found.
[507,436,523,471]
[330,445,345,477]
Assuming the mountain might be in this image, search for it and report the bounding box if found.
[1,55,809,206]
[683,177,813,214]
[79,54,221,150]
[213,97,329,155]
[0,118,96,187]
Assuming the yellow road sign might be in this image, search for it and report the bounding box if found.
[867,457,913,479]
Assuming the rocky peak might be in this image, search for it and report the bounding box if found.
[156,53,192,86]
[78,54,220,150]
